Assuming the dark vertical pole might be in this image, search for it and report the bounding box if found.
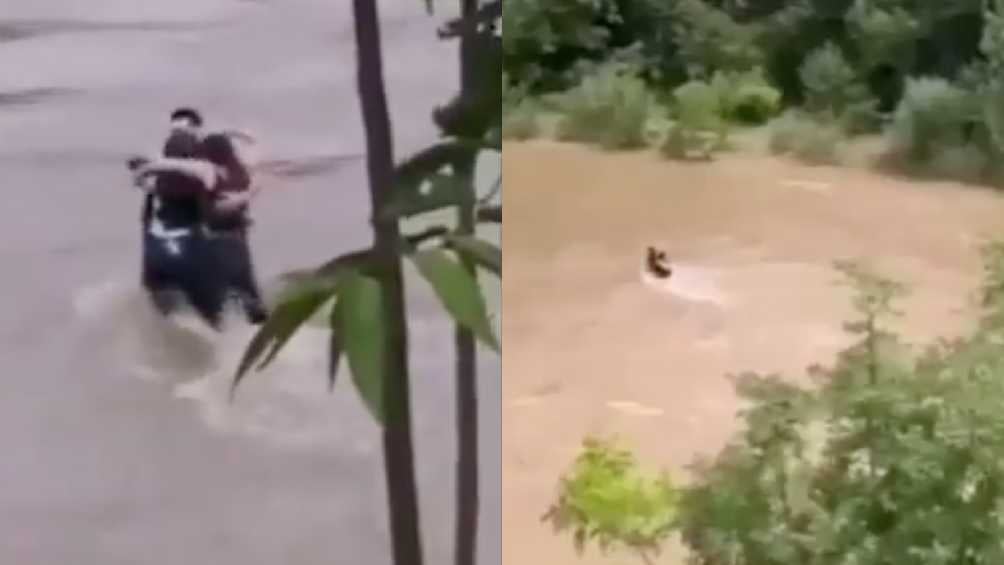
[454,0,480,563]
[352,1,424,563]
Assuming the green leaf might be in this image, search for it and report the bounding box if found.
[335,270,388,423]
[446,235,501,276]
[381,143,479,221]
[410,249,499,351]
[278,248,377,286]
[327,304,343,392]
[233,277,338,396]
[384,173,469,220]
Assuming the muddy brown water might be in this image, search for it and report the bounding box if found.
[0,1,499,563]
[503,141,1004,564]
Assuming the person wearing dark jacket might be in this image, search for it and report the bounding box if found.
[132,129,268,326]
[132,107,227,328]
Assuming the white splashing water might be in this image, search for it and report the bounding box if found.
[73,276,372,452]
[641,263,730,307]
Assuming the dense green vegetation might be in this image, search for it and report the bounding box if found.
[504,0,1004,182]
[549,243,1004,564]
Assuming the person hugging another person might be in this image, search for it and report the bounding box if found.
[130,108,269,327]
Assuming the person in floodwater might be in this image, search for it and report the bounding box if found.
[200,132,269,324]
[132,131,268,326]
[131,108,227,328]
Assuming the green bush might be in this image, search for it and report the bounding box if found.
[543,437,678,564]
[928,144,990,184]
[799,42,869,117]
[550,64,656,150]
[502,73,541,141]
[839,98,885,135]
[501,103,541,141]
[713,67,782,124]
[677,255,1004,565]
[769,111,844,165]
[661,79,730,160]
[888,76,978,163]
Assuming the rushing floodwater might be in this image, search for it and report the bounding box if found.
[0,0,500,563]
[502,142,1004,564]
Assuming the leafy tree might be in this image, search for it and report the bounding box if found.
[503,0,622,90]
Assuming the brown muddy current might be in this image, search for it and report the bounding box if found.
[503,141,1004,564]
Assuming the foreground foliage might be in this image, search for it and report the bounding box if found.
[544,437,678,565]
[233,2,502,565]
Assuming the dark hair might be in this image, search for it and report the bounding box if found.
[170,107,203,128]
[200,133,237,166]
[163,129,202,159]
[201,133,250,187]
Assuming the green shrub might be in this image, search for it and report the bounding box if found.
[713,67,782,124]
[502,73,541,141]
[799,42,868,116]
[550,64,655,150]
[678,255,1004,565]
[543,437,678,564]
[928,144,990,183]
[839,98,884,135]
[501,103,541,141]
[673,79,724,131]
[661,79,730,160]
[769,111,844,165]
[888,76,978,163]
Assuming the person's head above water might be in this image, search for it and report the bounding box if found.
[169,107,203,133]
[163,129,202,159]
[201,132,250,188]
[200,133,238,166]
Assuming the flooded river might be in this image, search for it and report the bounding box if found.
[0,0,500,563]
[503,141,1004,564]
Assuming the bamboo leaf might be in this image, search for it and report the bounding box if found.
[278,248,379,289]
[446,235,501,276]
[384,173,470,220]
[380,143,480,220]
[328,304,344,392]
[335,270,389,423]
[233,277,338,396]
[410,249,499,351]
